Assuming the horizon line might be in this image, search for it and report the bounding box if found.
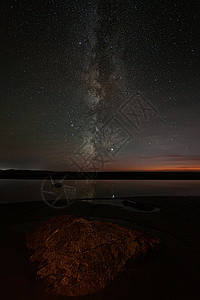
[1,168,200,172]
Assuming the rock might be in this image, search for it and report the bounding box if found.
[122,200,160,212]
[26,215,161,296]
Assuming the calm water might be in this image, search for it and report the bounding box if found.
[0,179,199,203]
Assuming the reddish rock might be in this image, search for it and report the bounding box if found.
[26,215,161,296]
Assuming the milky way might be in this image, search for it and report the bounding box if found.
[1,0,200,171]
[80,1,130,171]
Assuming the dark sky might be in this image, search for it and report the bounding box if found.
[1,0,200,171]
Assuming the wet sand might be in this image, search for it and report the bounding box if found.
[0,196,200,300]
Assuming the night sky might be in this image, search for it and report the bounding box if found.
[1,0,200,172]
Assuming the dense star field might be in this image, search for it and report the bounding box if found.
[1,0,200,171]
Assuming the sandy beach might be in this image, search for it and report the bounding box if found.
[0,196,200,300]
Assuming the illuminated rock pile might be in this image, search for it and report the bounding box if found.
[26,215,161,296]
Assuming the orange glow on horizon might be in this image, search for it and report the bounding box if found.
[104,165,200,172]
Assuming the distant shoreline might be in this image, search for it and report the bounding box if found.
[0,170,200,180]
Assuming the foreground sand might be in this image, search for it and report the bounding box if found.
[0,196,200,299]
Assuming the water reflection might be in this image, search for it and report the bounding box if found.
[0,180,199,203]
